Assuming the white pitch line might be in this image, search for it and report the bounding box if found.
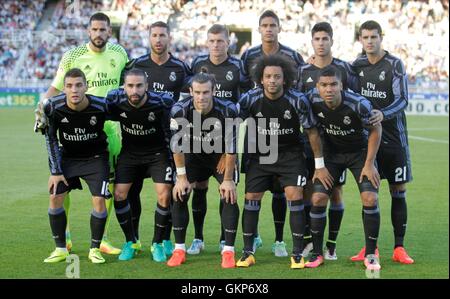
[409,135,449,144]
[409,128,449,131]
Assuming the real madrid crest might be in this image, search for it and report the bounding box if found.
[169,71,177,82]
[343,116,351,125]
[226,71,234,81]
[148,112,156,122]
[379,71,385,81]
[284,110,292,120]
[110,59,116,68]
[214,120,221,130]
[90,116,97,126]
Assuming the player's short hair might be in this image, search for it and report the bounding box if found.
[124,68,148,81]
[191,72,216,90]
[318,65,342,82]
[207,24,229,38]
[259,10,280,26]
[150,21,170,34]
[312,22,333,39]
[63,68,87,84]
[359,20,383,36]
[89,12,110,26]
[251,54,296,88]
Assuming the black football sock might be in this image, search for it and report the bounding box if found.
[304,200,312,244]
[363,205,380,255]
[192,188,208,240]
[327,201,344,253]
[48,207,67,248]
[114,200,136,243]
[152,203,170,244]
[163,211,172,241]
[221,199,239,247]
[90,210,107,248]
[219,199,225,242]
[287,200,305,255]
[391,190,407,248]
[128,179,143,240]
[172,195,190,244]
[272,192,286,242]
[310,206,327,256]
[242,199,260,253]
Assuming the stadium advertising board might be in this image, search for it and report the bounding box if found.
[0,91,40,108]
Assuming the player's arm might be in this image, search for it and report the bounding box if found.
[179,61,194,100]
[172,152,191,201]
[359,98,381,188]
[294,51,305,67]
[296,66,305,92]
[43,101,68,195]
[359,123,381,189]
[35,51,72,132]
[344,62,359,92]
[220,104,238,203]
[220,153,237,204]
[305,127,333,190]
[44,86,62,99]
[238,59,253,93]
[370,59,408,125]
[169,105,192,200]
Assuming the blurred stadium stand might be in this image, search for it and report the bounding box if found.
[0,0,448,114]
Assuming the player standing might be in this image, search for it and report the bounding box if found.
[187,24,251,254]
[106,69,175,262]
[351,20,414,264]
[240,10,305,256]
[236,54,331,269]
[297,22,358,260]
[127,21,192,255]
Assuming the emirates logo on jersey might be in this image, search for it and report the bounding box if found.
[148,112,156,122]
[226,71,234,81]
[283,110,292,120]
[90,116,97,126]
[379,71,385,81]
[343,116,351,125]
[169,72,177,82]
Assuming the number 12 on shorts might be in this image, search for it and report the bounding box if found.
[297,175,306,187]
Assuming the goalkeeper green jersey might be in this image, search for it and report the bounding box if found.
[51,42,128,97]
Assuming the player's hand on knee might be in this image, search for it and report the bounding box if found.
[48,175,68,195]
[219,180,237,204]
[216,154,226,174]
[173,176,191,201]
[359,164,380,189]
[313,168,334,190]
[369,109,384,126]
[34,100,49,134]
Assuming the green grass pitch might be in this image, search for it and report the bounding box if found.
[0,109,448,279]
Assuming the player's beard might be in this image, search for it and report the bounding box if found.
[90,37,107,50]
[265,84,283,98]
[151,43,167,55]
[128,93,146,106]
